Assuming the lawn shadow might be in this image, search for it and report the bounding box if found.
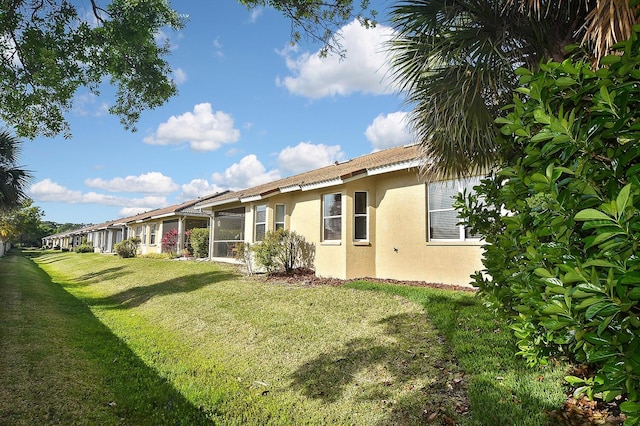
[89,270,236,309]
[289,312,468,424]
[73,266,129,284]
[345,283,569,426]
[0,251,214,425]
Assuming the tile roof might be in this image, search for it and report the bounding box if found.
[196,144,423,208]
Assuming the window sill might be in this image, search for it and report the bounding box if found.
[321,241,341,246]
[352,241,371,246]
[426,240,484,246]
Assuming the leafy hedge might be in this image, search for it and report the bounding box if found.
[252,229,315,274]
[114,237,141,258]
[458,28,640,422]
[188,228,209,258]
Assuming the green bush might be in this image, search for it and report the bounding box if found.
[189,228,209,258]
[458,29,640,422]
[252,229,315,274]
[114,237,141,259]
[74,244,93,253]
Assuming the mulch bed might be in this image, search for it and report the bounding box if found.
[257,268,477,293]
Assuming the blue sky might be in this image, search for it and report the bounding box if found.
[24,0,412,224]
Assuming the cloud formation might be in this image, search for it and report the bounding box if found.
[277,142,345,175]
[172,68,187,84]
[211,155,280,190]
[365,111,414,150]
[143,103,240,151]
[180,179,226,199]
[277,20,396,98]
[84,172,179,194]
[29,179,168,210]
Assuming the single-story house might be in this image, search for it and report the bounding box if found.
[122,195,226,256]
[195,144,483,287]
[84,220,127,254]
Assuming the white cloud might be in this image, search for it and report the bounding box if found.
[248,8,263,23]
[143,103,240,151]
[119,207,155,217]
[211,155,280,190]
[172,68,187,84]
[29,179,83,203]
[73,92,109,117]
[180,179,226,199]
[365,111,414,150]
[84,172,179,194]
[213,37,224,58]
[277,142,345,175]
[276,20,396,98]
[29,179,168,210]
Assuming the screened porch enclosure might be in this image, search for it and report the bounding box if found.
[212,207,245,257]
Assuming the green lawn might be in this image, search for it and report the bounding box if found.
[1,249,568,425]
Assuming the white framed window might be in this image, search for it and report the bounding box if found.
[323,193,342,241]
[255,204,267,242]
[141,226,147,245]
[354,191,368,241]
[275,204,286,231]
[428,177,480,241]
[149,224,157,245]
[136,225,142,239]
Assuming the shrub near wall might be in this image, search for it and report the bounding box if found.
[114,237,141,258]
[458,29,640,422]
[189,228,209,258]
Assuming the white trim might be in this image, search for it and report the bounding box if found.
[280,185,301,193]
[367,159,422,176]
[240,195,262,203]
[302,178,343,191]
[196,197,240,209]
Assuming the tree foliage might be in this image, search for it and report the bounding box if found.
[388,0,640,178]
[0,130,30,209]
[458,27,640,422]
[238,0,376,56]
[0,199,47,246]
[0,0,184,138]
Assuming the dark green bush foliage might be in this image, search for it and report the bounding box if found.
[189,228,209,258]
[114,237,141,259]
[458,28,640,422]
[74,244,93,253]
[253,229,315,274]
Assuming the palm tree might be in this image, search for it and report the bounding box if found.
[512,0,639,62]
[0,130,31,210]
[388,0,639,178]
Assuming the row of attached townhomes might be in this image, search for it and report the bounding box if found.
[42,145,484,287]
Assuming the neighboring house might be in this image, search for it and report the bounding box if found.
[42,228,79,250]
[85,220,127,254]
[122,196,226,256]
[195,144,484,286]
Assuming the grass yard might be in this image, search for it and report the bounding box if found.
[1,249,569,425]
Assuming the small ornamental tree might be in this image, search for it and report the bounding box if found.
[457,28,640,422]
[161,228,179,256]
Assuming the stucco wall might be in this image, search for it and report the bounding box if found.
[373,171,483,287]
[202,168,484,286]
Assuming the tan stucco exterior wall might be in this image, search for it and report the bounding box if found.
[372,171,483,286]
[202,168,484,287]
